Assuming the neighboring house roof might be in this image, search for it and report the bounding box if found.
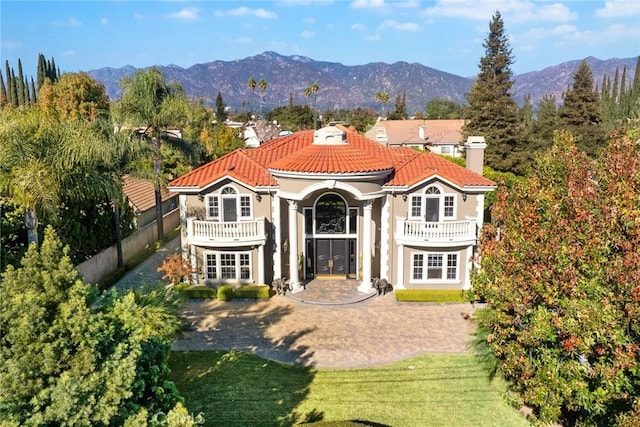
[243,119,284,147]
[366,119,465,146]
[168,125,494,192]
[122,175,175,213]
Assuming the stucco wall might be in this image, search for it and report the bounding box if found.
[76,208,180,285]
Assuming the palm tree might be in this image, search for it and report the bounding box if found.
[112,68,193,243]
[305,82,320,128]
[258,78,267,116]
[0,108,119,249]
[374,91,390,117]
[247,76,256,114]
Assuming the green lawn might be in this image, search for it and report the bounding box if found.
[168,351,530,427]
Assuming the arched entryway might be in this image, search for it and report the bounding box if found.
[304,193,358,279]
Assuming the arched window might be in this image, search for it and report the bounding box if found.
[315,194,346,234]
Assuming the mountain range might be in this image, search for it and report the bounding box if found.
[88,51,638,114]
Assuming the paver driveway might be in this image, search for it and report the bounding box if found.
[173,296,480,369]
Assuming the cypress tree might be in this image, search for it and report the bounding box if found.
[5,61,13,106]
[30,77,37,103]
[9,69,18,107]
[37,53,46,90]
[17,59,25,106]
[0,71,7,106]
[462,11,520,173]
[558,60,607,156]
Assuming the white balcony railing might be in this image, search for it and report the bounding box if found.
[187,217,266,247]
[395,218,477,246]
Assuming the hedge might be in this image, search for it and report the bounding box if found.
[394,289,466,303]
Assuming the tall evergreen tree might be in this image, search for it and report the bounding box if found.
[215,91,227,122]
[17,59,25,106]
[558,60,607,156]
[463,11,520,173]
[30,76,37,103]
[5,61,13,106]
[9,68,18,107]
[0,71,7,106]
[37,53,46,90]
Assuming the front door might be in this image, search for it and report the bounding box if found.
[316,239,346,277]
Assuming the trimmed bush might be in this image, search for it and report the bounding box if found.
[233,285,270,300]
[395,289,466,303]
[180,285,217,300]
[217,285,234,301]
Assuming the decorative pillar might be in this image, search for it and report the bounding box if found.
[358,200,374,293]
[180,195,189,258]
[272,194,282,281]
[190,244,198,285]
[288,200,302,292]
[395,243,406,289]
[257,244,265,286]
[463,244,474,290]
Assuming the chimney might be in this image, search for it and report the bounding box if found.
[464,136,487,176]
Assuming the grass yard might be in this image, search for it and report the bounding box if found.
[169,351,530,427]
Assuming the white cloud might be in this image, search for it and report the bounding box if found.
[520,24,577,40]
[302,17,315,24]
[100,17,109,25]
[421,0,576,23]
[53,17,82,27]
[351,0,385,9]
[215,7,277,19]
[0,41,22,49]
[301,30,314,38]
[378,19,420,31]
[596,0,640,18]
[61,50,77,57]
[351,23,365,31]
[169,7,199,21]
[365,34,381,41]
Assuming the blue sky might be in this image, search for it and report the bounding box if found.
[1,0,639,78]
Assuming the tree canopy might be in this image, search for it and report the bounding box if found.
[471,130,640,425]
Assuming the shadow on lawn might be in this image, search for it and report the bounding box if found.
[170,299,323,426]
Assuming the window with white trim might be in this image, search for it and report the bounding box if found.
[205,186,253,221]
[411,252,458,281]
[408,185,456,221]
[204,251,252,281]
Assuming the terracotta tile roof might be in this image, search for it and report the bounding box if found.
[122,175,175,213]
[366,119,465,145]
[168,126,495,192]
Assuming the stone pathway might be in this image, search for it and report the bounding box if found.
[113,237,181,292]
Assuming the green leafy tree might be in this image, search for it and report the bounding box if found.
[247,76,256,113]
[266,104,315,131]
[558,60,608,157]
[388,91,407,120]
[38,72,110,121]
[463,11,520,173]
[425,98,464,119]
[471,130,640,425]
[0,227,184,425]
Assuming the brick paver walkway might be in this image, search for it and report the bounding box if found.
[174,295,479,369]
[111,237,480,369]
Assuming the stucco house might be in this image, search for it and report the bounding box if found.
[366,119,465,157]
[167,124,495,293]
[122,175,178,229]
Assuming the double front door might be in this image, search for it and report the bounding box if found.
[313,238,356,278]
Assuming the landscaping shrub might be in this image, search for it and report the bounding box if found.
[217,285,234,301]
[394,289,466,303]
[233,285,270,300]
[180,286,217,300]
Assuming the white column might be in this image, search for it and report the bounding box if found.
[190,244,198,285]
[395,244,406,289]
[179,195,189,258]
[272,194,282,280]
[288,200,302,292]
[257,244,265,285]
[463,244,473,290]
[358,200,374,293]
[379,195,390,280]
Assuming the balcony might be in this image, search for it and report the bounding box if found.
[187,217,267,247]
[395,218,477,247]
